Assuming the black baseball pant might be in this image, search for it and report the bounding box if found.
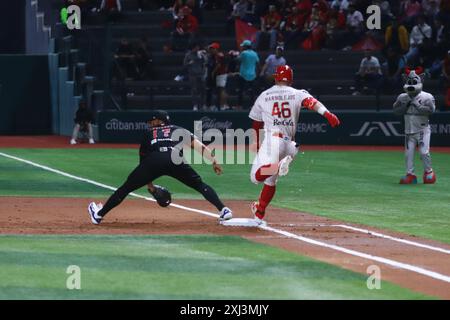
[97,152,225,217]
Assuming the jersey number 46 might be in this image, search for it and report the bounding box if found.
[272,102,291,118]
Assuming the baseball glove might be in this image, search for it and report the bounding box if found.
[149,185,172,207]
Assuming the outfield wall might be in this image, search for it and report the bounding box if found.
[97,110,450,146]
[0,55,51,134]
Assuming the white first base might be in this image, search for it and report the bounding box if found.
[220,218,266,227]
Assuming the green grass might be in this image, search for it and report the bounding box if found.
[0,235,432,300]
[1,148,449,243]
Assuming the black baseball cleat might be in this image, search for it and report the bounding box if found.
[219,207,233,221]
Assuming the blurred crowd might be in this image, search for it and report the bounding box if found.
[74,0,449,108]
[177,39,287,111]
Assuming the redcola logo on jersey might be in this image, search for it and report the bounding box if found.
[273,118,294,127]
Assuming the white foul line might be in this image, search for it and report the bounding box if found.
[331,224,450,255]
[260,224,450,283]
[0,152,218,219]
[1,151,449,284]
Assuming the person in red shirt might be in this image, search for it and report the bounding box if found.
[211,42,230,111]
[170,6,199,51]
[100,0,122,11]
[281,6,307,49]
[323,8,346,49]
[255,5,282,50]
[100,0,122,21]
[296,0,312,17]
[296,3,326,49]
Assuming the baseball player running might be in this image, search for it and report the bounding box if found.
[393,67,436,184]
[88,110,233,224]
[249,65,341,224]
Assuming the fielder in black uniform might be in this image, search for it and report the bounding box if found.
[88,111,233,224]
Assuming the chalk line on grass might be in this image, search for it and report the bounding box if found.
[1,151,449,284]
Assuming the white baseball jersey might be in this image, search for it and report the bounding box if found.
[249,85,314,140]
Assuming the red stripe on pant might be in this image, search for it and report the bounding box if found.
[255,164,278,182]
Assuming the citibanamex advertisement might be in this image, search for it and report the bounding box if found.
[98,111,450,146]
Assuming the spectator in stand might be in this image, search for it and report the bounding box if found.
[296,0,313,16]
[134,38,153,80]
[324,8,346,49]
[186,0,203,24]
[385,18,410,55]
[443,50,450,108]
[315,0,330,16]
[113,39,139,80]
[330,0,349,11]
[171,1,197,28]
[353,49,383,95]
[278,0,296,17]
[172,0,184,15]
[341,4,364,49]
[100,0,122,21]
[422,0,440,22]
[260,46,286,87]
[281,6,307,49]
[205,43,218,111]
[227,50,240,74]
[400,0,422,27]
[183,43,207,111]
[70,101,95,145]
[242,0,259,25]
[236,40,259,109]
[405,15,432,63]
[295,0,313,28]
[432,17,448,57]
[415,17,443,71]
[255,5,282,50]
[372,0,394,26]
[427,19,449,76]
[170,6,199,52]
[211,43,231,111]
[229,0,248,21]
[439,0,450,24]
[302,3,328,48]
[227,0,248,33]
[382,47,407,92]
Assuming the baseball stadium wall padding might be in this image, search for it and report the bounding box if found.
[97,110,450,146]
[0,55,51,134]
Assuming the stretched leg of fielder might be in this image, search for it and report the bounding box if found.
[168,163,232,219]
[88,158,164,224]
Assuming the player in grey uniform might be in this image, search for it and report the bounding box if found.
[393,68,437,184]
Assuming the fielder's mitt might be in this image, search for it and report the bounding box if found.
[149,185,172,207]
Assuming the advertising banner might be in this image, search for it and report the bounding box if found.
[98,110,450,146]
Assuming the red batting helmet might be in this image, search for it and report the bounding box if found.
[274,65,293,83]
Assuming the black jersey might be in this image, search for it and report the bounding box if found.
[139,125,194,162]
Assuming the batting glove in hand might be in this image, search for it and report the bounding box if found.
[324,111,341,128]
[149,185,172,207]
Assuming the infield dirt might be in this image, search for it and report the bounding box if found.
[1,196,449,299]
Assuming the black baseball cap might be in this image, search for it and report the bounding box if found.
[150,110,170,124]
